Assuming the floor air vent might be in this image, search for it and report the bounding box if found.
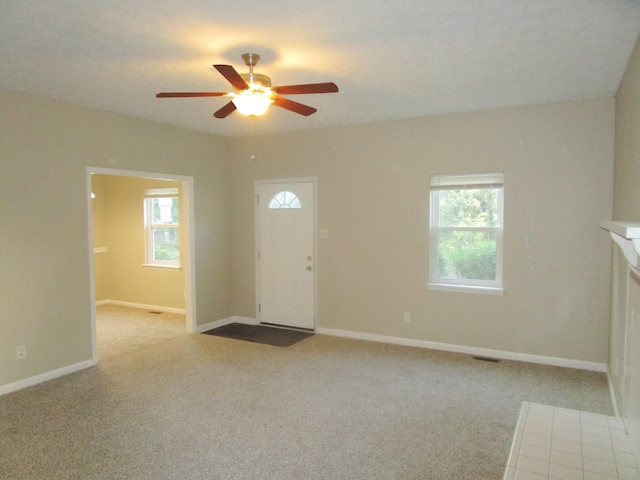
[473,356,500,363]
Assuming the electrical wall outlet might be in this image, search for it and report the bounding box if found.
[16,345,26,360]
[404,312,411,323]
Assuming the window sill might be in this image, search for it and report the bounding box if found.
[142,264,181,270]
[427,283,504,295]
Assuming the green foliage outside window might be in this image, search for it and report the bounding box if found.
[153,227,180,262]
[438,188,498,227]
[437,188,498,281]
[150,197,180,263]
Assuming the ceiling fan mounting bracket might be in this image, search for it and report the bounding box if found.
[241,53,260,67]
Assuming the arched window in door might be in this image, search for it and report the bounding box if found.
[268,190,302,209]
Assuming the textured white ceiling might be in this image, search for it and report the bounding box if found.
[1,1,639,137]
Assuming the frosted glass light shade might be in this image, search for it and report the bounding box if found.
[232,92,272,116]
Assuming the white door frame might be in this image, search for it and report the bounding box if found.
[622,266,640,434]
[254,177,318,329]
[86,166,197,363]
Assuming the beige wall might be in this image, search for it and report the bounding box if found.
[0,85,617,392]
[231,98,614,364]
[611,33,640,456]
[0,88,233,388]
[92,175,185,309]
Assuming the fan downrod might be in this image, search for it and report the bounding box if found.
[240,53,271,87]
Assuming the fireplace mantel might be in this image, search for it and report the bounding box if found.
[600,221,640,269]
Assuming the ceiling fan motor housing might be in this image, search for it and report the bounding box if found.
[240,73,272,88]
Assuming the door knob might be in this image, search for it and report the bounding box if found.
[306,266,312,271]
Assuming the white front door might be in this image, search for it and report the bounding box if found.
[257,181,315,330]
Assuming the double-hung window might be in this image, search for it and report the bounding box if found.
[429,173,504,294]
[144,187,180,268]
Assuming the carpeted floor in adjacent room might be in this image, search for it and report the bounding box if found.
[0,304,613,479]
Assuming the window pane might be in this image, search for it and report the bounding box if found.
[152,227,180,261]
[437,230,496,281]
[269,190,301,209]
[152,197,179,224]
[438,188,499,227]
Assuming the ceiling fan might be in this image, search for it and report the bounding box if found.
[156,53,339,118]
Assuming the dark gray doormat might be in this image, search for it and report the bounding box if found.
[202,323,314,347]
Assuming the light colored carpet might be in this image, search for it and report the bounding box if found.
[0,305,612,479]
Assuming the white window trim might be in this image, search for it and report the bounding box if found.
[142,263,181,270]
[427,283,504,295]
[144,188,180,268]
[428,173,504,294]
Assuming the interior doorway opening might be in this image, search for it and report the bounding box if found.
[86,167,196,363]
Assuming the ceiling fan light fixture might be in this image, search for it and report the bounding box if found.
[156,52,338,119]
[232,91,273,116]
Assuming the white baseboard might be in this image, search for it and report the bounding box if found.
[97,299,186,315]
[0,359,96,397]
[317,327,607,373]
[196,316,257,334]
[3,320,605,398]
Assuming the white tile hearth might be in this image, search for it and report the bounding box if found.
[503,402,639,480]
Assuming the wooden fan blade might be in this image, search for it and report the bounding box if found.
[213,64,249,91]
[213,101,237,119]
[156,92,227,98]
[273,82,339,95]
[272,96,317,116]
